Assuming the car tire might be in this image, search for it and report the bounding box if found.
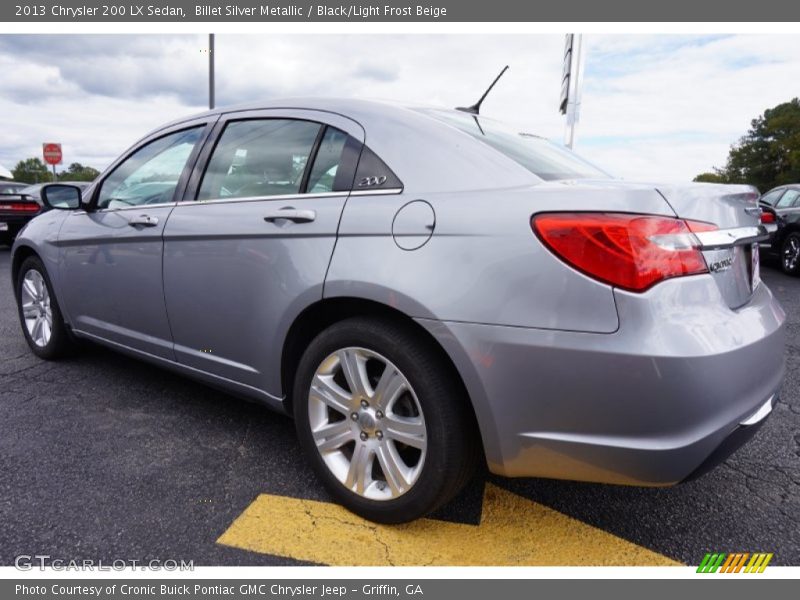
[781,231,800,276]
[293,317,479,524]
[16,255,74,359]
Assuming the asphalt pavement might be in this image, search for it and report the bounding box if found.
[0,246,798,566]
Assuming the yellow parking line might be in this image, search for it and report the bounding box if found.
[217,483,681,566]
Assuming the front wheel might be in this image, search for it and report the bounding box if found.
[16,255,74,359]
[293,317,479,523]
[782,232,800,276]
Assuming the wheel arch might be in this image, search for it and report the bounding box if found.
[280,296,485,459]
[10,244,41,299]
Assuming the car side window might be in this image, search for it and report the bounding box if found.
[96,127,204,209]
[305,127,350,193]
[197,119,322,201]
[777,189,800,208]
[761,189,784,206]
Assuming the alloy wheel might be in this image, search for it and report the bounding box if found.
[784,236,800,272]
[20,269,53,348]
[307,347,427,501]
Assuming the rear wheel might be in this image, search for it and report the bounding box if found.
[293,317,478,523]
[781,232,800,276]
[16,256,74,359]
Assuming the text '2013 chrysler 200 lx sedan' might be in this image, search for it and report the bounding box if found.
[11,99,786,523]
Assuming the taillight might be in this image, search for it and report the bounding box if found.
[0,202,39,213]
[760,211,776,224]
[531,212,715,292]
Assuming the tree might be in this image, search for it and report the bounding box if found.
[693,171,727,184]
[695,98,800,192]
[59,162,100,182]
[12,157,53,184]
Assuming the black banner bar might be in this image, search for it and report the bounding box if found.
[4,579,797,600]
[4,0,800,22]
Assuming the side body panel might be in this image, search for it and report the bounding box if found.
[326,182,676,331]
[162,109,365,398]
[58,205,178,359]
[53,119,215,360]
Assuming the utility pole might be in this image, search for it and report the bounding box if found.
[209,33,215,110]
[559,34,585,149]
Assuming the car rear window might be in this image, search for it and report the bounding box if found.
[0,184,25,195]
[419,108,610,181]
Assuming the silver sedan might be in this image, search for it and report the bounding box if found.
[11,99,786,522]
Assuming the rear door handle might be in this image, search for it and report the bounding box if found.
[263,207,316,224]
[127,215,159,227]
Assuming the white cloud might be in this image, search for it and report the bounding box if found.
[0,34,798,184]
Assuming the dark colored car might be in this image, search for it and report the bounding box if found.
[0,181,90,246]
[0,181,27,195]
[759,185,800,275]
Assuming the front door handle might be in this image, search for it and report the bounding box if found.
[127,215,159,227]
[263,207,316,224]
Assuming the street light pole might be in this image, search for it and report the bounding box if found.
[209,33,215,110]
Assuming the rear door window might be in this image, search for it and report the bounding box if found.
[305,127,351,193]
[198,119,321,201]
[760,189,784,206]
[776,189,800,208]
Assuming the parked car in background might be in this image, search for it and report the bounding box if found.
[0,181,90,246]
[10,99,786,523]
[18,181,92,204]
[758,184,800,275]
[0,181,27,195]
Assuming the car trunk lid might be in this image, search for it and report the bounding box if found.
[656,183,765,309]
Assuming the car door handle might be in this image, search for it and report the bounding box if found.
[127,215,159,227]
[263,208,316,224]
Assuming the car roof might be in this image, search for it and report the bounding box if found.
[765,184,800,193]
[165,97,445,126]
[137,98,544,194]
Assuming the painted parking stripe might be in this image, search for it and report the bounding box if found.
[217,483,680,566]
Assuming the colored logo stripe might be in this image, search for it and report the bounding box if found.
[697,552,773,573]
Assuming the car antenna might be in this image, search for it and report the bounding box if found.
[456,66,509,115]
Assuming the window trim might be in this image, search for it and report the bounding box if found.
[184,108,366,204]
[87,119,217,213]
[776,189,799,209]
[299,125,328,194]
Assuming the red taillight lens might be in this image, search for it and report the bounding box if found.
[531,212,714,292]
[0,202,39,213]
[760,211,776,224]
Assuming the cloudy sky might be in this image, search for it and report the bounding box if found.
[1,33,799,182]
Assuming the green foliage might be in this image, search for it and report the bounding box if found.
[697,98,800,192]
[693,171,727,184]
[11,158,100,184]
[12,158,53,184]
[61,162,100,182]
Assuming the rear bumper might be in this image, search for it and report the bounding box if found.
[0,214,36,237]
[758,223,779,254]
[682,394,776,482]
[418,274,786,485]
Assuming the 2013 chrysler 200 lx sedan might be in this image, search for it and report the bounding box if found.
[12,99,786,523]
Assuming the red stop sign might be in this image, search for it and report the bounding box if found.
[42,143,62,166]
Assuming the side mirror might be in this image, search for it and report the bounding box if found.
[41,184,82,210]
